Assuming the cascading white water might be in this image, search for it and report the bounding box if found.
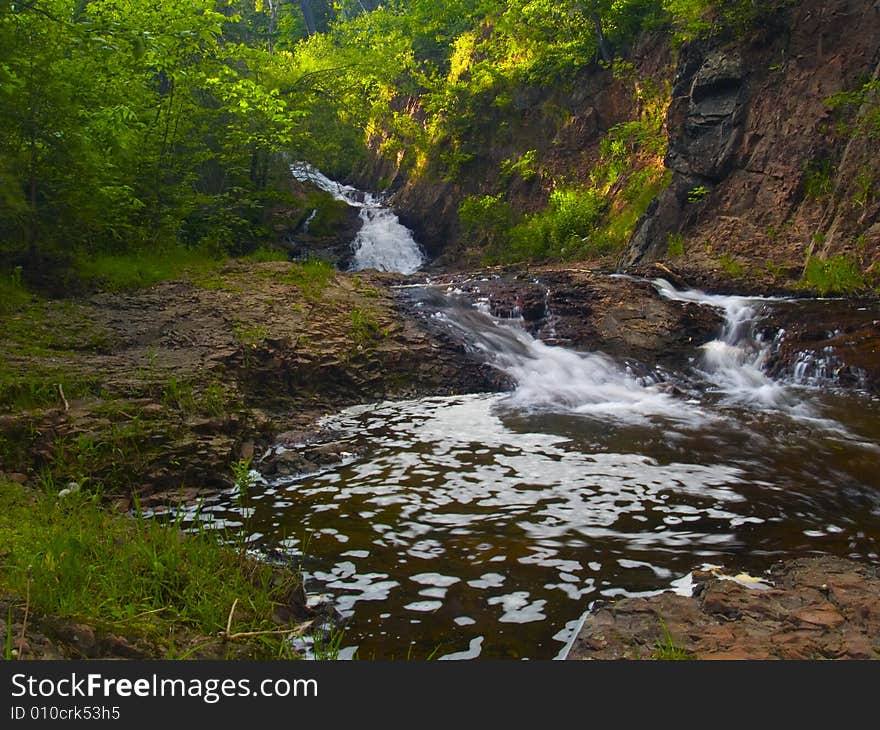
[160,277,880,661]
[424,291,705,425]
[651,278,794,408]
[290,162,424,274]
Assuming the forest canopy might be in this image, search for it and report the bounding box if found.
[0,0,787,271]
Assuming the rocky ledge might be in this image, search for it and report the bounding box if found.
[567,556,880,660]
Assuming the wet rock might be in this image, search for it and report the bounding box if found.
[568,556,880,660]
[282,195,363,269]
[761,299,880,392]
[427,267,723,368]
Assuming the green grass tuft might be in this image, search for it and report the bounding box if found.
[802,254,869,296]
[0,479,299,651]
[652,619,693,660]
[282,258,335,302]
[76,246,223,291]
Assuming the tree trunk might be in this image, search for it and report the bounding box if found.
[590,8,611,63]
[299,0,317,36]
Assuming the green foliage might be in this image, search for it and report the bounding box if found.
[234,323,269,349]
[198,381,232,418]
[245,247,290,263]
[825,79,880,140]
[663,0,793,43]
[349,307,383,345]
[0,267,30,315]
[802,255,869,296]
[652,619,693,660]
[506,187,606,262]
[0,478,298,648]
[0,0,308,270]
[687,185,710,203]
[312,624,348,660]
[500,150,540,182]
[162,376,195,413]
[282,259,335,302]
[718,253,745,276]
[75,246,223,292]
[459,194,515,240]
[853,167,875,209]
[803,159,834,199]
[667,232,685,257]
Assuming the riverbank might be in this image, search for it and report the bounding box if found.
[0,259,503,658]
[567,556,880,660]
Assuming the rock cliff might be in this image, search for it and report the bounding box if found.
[623,0,880,287]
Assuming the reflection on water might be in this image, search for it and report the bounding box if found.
[171,388,880,660]
[164,281,880,659]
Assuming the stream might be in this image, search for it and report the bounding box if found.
[168,170,880,660]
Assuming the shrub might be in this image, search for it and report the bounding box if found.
[507,188,605,261]
[802,254,867,296]
[804,159,834,199]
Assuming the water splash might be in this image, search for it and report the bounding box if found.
[420,289,704,426]
[291,162,424,274]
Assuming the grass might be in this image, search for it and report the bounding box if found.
[652,619,693,660]
[0,478,301,658]
[0,281,105,412]
[349,307,383,345]
[281,258,335,302]
[0,268,31,315]
[667,232,685,258]
[802,254,869,296]
[75,245,223,291]
[244,246,290,263]
[718,253,746,277]
[803,159,835,199]
[312,624,348,660]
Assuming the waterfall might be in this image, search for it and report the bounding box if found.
[290,162,424,275]
[417,288,705,425]
[650,279,801,408]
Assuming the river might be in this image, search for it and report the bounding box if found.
[165,169,880,660]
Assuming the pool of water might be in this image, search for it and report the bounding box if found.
[165,280,880,659]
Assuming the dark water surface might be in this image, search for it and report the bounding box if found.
[164,284,880,659]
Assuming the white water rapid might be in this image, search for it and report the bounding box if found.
[422,291,704,426]
[650,278,793,408]
[290,162,424,274]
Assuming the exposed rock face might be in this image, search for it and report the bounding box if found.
[374,35,674,270]
[568,556,880,660]
[282,201,363,269]
[623,0,880,280]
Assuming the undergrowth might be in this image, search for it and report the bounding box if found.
[75,245,224,291]
[802,254,870,296]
